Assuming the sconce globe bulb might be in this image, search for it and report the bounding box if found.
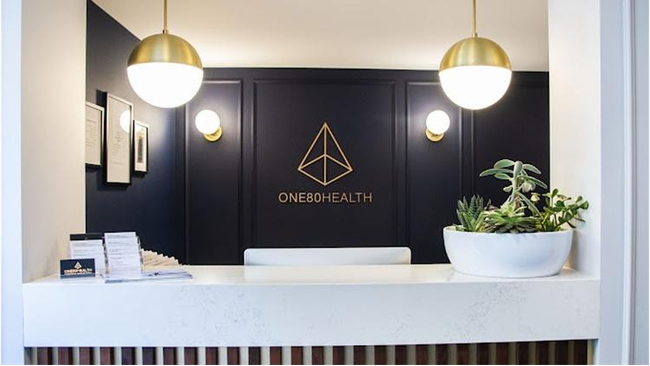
[426,110,451,135]
[195,109,221,135]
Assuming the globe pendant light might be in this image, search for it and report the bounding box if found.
[439,0,511,110]
[127,0,203,108]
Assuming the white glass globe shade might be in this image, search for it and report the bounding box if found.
[127,62,203,108]
[426,110,451,135]
[439,66,512,110]
[119,110,131,133]
[195,110,221,135]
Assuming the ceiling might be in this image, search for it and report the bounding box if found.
[93,0,548,71]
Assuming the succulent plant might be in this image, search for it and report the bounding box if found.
[532,189,590,232]
[452,158,589,233]
[479,159,547,216]
[455,196,490,232]
[483,203,537,233]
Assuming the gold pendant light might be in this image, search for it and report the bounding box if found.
[439,0,512,110]
[127,0,203,108]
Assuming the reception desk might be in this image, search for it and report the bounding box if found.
[23,265,598,364]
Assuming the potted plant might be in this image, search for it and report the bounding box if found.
[443,159,589,278]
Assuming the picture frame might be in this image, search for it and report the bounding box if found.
[84,102,104,167]
[104,93,134,184]
[133,120,149,173]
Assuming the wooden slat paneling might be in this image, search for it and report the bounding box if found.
[163,347,175,365]
[227,347,239,365]
[57,347,72,365]
[496,343,509,365]
[121,347,135,365]
[375,346,387,365]
[100,347,112,365]
[457,344,469,365]
[79,347,92,365]
[353,346,365,365]
[291,346,303,365]
[477,343,489,365]
[37,348,52,365]
[312,346,324,365]
[517,342,528,365]
[142,347,155,365]
[249,347,261,365]
[184,347,197,365]
[394,345,406,365]
[333,346,345,365]
[206,347,218,365]
[27,340,594,365]
[270,347,282,365]
[536,341,549,365]
[556,341,569,365]
[436,345,448,365]
[574,340,588,365]
[415,345,428,365]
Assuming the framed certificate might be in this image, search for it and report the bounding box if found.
[85,102,104,167]
[133,120,149,173]
[105,93,134,184]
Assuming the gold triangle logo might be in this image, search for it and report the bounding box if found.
[298,122,353,186]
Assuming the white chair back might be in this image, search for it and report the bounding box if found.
[243,247,411,266]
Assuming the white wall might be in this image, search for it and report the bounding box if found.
[549,0,648,363]
[21,0,86,282]
[548,0,601,275]
[632,0,648,363]
[1,0,85,362]
[598,0,635,363]
[1,0,24,363]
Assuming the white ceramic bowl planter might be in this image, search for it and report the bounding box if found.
[443,226,573,278]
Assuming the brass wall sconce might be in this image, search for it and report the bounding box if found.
[195,109,222,142]
[425,110,451,142]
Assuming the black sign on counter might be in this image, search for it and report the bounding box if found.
[60,258,96,278]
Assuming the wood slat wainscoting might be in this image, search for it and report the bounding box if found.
[26,341,593,365]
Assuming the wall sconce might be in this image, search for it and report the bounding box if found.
[195,109,222,142]
[425,110,451,142]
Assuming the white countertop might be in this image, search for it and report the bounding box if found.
[27,264,594,286]
[23,264,599,347]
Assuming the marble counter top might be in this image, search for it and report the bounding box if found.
[23,264,599,347]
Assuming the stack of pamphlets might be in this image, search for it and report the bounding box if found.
[66,231,192,283]
[142,249,180,267]
[104,232,143,276]
[69,233,106,275]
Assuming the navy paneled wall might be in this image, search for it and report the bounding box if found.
[85,2,184,260]
[87,6,549,265]
[183,69,549,264]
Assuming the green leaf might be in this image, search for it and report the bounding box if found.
[522,164,542,174]
[494,159,516,169]
[525,176,548,189]
[480,168,512,177]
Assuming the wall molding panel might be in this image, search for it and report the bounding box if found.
[250,79,399,248]
[184,80,243,264]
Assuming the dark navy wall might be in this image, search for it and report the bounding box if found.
[86,1,185,261]
[184,69,549,264]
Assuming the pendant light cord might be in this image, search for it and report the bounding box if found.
[472,0,478,37]
[163,0,168,34]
